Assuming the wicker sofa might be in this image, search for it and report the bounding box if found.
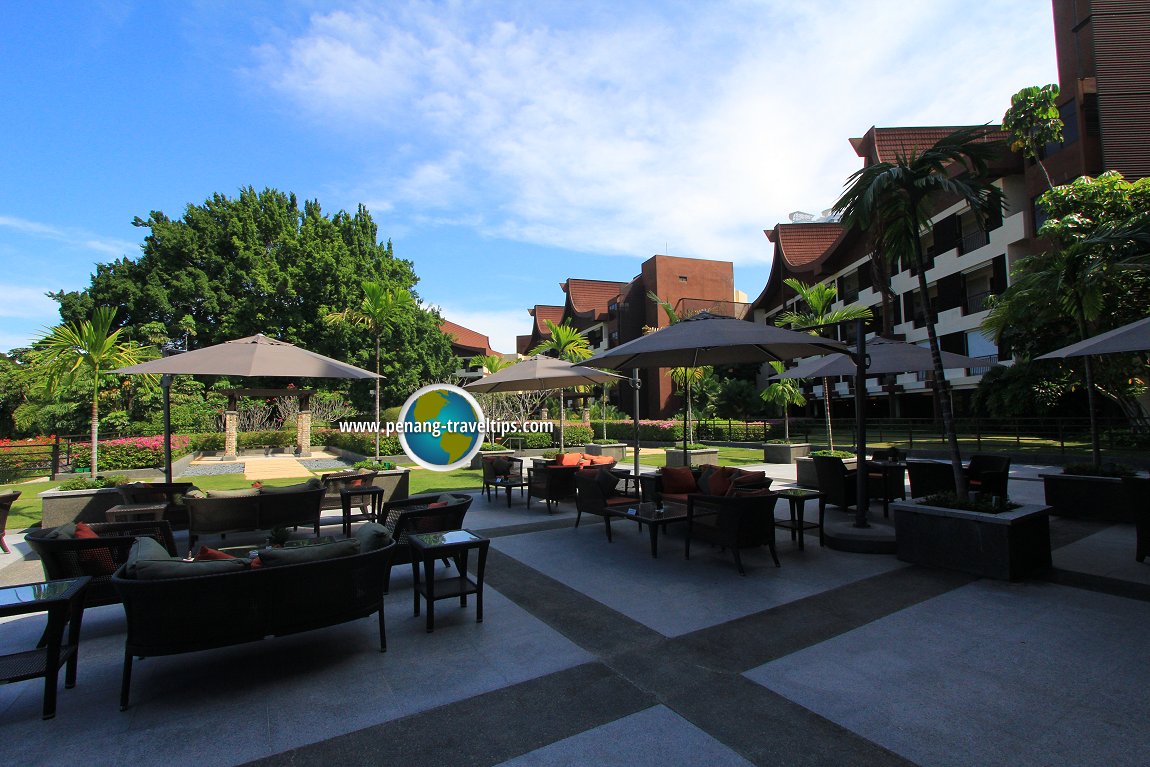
[112,533,397,710]
[184,482,325,548]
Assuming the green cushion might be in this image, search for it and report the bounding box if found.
[260,478,322,494]
[257,538,361,568]
[205,488,260,499]
[184,489,205,499]
[355,523,393,553]
[124,536,175,577]
[134,558,248,580]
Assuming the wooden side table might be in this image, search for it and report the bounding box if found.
[0,576,89,719]
[340,486,385,537]
[774,488,823,550]
[409,530,490,633]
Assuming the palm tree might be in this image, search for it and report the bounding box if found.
[774,279,871,450]
[761,361,807,442]
[530,319,592,449]
[468,353,512,376]
[835,126,1004,497]
[28,307,148,477]
[324,281,414,459]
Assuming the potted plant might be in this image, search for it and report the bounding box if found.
[664,444,720,468]
[1041,462,1137,522]
[762,439,812,464]
[891,493,1052,581]
[39,475,131,527]
[585,439,627,461]
[795,449,855,488]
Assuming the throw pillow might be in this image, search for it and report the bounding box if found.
[45,523,78,540]
[595,468,620,498]
[135,558,248,580]
[257,538,360,568]
[72,521,118,575]
[260,479,322,495]
[707,469,735,497]
[661,466,697,494]
[727,470,768,495]
[73,521,100,539]
[355,522,394,552]
[205,488,259,499]
[124,535,176,578]
[556,452,582,466]
[194,546,237,561]
[588,455,615,465]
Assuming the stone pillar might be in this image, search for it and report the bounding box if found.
[223,393,239,461]
[296,393,312,457]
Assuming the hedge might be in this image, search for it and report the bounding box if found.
[317,429,402,457]
[70,435,192,471]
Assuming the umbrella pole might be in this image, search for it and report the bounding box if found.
[559,388,565,451]
[162,374,173,484]
[853,322,869,528]
[683,376,690,462]
[632,370,641,479]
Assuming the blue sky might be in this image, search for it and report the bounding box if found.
[0,1,1057,355]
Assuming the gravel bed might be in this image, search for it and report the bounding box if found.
[298,459,356,470]
[183,462,247,476]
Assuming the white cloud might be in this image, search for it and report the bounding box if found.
[255,1,1057,264]
[0,214,137,257]
[0,283,56,319]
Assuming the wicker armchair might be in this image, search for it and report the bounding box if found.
[966,454,1011,497]
[685,492,781,575]
[813,455,861,515]
[25,520,178,608]
[0,490,20,554]
[1122,476,1148,563]
[378,493,472,592]
[482,456,527,506]
[573,468,638,538]
[527,464,580,512]
[906,460,956,497]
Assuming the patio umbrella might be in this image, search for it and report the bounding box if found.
[585,312,850,476]
[463,355,625,451]
[1036,316,1150,359]
[770,336,995,379]
[114,334,377,481]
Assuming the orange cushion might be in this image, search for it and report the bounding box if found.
[661,466,697,494]
[73,522,100,539]
[556,452,583,466]
[588,455,615,465]
[195,546,237,561]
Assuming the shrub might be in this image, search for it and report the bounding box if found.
[479,442,504,451]
[811,449,855,458]
[317,428,402,457]
[694,420,772,441]
[354,459,397,471]
[55,475,129,491]
[500,431,553,449]
[665,444,709,451]
[561,425,593,446]
[69,435,192,471]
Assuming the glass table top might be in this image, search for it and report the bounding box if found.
[410,530,484,547]
[0,579,82,607]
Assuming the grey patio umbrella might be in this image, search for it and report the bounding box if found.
[1036,316,1150,359]
[114,333,378,379]
[771,336,995,379]
[584,312,849,476]
[464,355,625,451]
[114,334,377,481]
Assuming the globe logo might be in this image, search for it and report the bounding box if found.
[398,384,485,471]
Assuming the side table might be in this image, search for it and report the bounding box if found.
[0,576,90,719]
[105,503,167,523]
[409,530,490,633]
[774,488,823,550]
[340,486,385,537]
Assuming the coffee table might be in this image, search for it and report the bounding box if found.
[603,501,687,558]
[409,530,490,633]
[774,488,822,550]
[0,576,89,719]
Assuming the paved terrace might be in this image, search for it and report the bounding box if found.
[1,461,1147,767]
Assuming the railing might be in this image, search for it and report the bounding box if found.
[963,290,991,315]
[959,228,990,254]
[966,354,998,376]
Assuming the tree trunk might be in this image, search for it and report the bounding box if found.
[870,248,895,336]
[558,388,566,450]
[783,409,790,442]
[913,238,966,498]
[90,389,100,479]
[821,376,834,450]
[374,334,381,461]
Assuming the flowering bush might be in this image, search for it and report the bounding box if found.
[69,435,192,471]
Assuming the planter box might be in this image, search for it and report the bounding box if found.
[1042,473,1134,523]
[585,443,627,461]
[664,448,720,469]
[40,487,125,528]
[370,468,410,504]
[892,500,1052,581]
[762,443,811,464]
[469,449,514,470]
[795,456,856,488]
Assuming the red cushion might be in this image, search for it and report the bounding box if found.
[195,546,237,561]
[73,522,100,539]
[661,466,697,494]
[707,469,735,496]
[428,501,449,508]
[604,496,635,507]
[556,452,583,466]
[660,492,690,506]
[250,556,263,569]
[588,455,615,465]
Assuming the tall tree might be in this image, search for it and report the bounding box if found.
[27,308,149,476]
[835,127,1005,497]
[761,361,807,442]
[1002,84,1063,191]
[324,282,415,459]
[773,279,871,451]
[530,319,592,449]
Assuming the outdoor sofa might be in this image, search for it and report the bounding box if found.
[111,526,397,710]
[648,465,772,509]
[183,481,325,548]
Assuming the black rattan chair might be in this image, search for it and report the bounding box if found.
[378,493,472,592]
[0,490,20,554]
[482,456,527,506]
[1123,476,1148,564]
[685,492,781,575]
[966,454,1011,497]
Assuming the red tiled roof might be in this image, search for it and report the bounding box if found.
[529,305,564,335]
[516,335,532,355]
[850,126,1007,166]
[561,278,627,320]
[440,320,498,357]
[769,222,845,269]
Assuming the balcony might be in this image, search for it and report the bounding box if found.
[963,290,991,315]
[967,354,999,376]
[960,229,990,255]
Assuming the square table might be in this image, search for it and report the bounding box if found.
[0,576,89,719]
[774,487,823,550]
[105,502,167,523]
[603,500,687,558]
[341,485,385,537]
[489,474,528,507]
[409,530,490,633]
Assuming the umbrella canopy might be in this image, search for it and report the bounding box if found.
[113,333,377,378]
[1036,316,1150,359]
[583,312,849,369]
[463,355,624,393]
[770,336,994,379]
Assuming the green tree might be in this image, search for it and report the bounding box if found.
[835,127,1004,496]
[773,279,871,451]
[1002,84,1063,190]
[467,354,513,375]
[26,308,149,476]
[714,377,763,421]
[530,319,593,448]
[761,361,807,442]
[985,172,1150,462]
[325,282,415,459]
